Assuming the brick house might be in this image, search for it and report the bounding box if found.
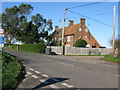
[52,18,100,48]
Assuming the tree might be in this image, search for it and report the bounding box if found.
[2,4,33,44]
[32,14,53,40]
[109,39,120,49]
[2,3,53,44]
[74,39,87,47]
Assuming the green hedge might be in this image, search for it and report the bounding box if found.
[12,44,17,49]
[74,39,87,47]
[19,43,46,54]
[2,52,25,90]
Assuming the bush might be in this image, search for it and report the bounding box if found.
[19,43,46,54]
[74,39,87,47]
[12,44,18,49]
[2,52,25,90]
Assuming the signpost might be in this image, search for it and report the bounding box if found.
[0,28,4,49]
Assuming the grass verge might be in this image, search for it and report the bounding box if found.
[2,52,25,90]
[104,55,120,63]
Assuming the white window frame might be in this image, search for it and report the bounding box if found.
[79,28,81,31]
[67,36,71,41]
[85,36,87,38]
[85,28,88,32]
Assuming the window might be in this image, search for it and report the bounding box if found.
[66,45,70,47]
[85,28,88,32]
[67,36,71,41]
[85,36,87,38]
[79,28,81,31]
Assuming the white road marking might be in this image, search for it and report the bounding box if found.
[116,75,120,77]
[23,78,27,81]
[49,84,59,88]
[27,72,32,75]
[61,83,74,88]
[31,75,39,79]
[34,70,41,74]
[25,74,28,77]
[29,68,34,71]
[57,62,74,67]
[106,72,118,76]
[39,79,46,82]
[42,74,49,78]
[105,65,111,67]
[39,79,59,88]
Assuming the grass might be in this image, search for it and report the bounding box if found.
[2,52,25,90]
[104,55,120,63]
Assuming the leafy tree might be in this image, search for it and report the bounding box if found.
[2,4,33,44]
[2,3,53,44]
[32,14,53,39]
[74,39,87,47]
[109,39,120,49]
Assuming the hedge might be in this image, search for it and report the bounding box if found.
[12,44,18,50]
[19,43,46,54]
[74,39,87,47]
[2,52,25,90]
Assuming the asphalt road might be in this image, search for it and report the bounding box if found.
[4,49,118,89]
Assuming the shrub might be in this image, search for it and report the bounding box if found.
[2,52,25,90]
[19,43,46,54]
[74,39,87,47]
[12,44,18,49]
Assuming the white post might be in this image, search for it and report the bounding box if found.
[112,6,116,54]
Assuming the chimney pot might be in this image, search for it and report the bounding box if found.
[80,18,85,25]
[69,20,74,27]
[55,26,59,29]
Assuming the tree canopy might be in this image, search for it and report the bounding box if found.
[2,3,53,44]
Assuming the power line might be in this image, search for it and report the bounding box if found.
[67,2,101,9]
[67,9,113,28]
[66,0,110,10]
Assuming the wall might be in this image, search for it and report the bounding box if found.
[47,46,112,55]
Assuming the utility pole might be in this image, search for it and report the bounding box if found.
[62,8,67,55]
[112,6,116,54]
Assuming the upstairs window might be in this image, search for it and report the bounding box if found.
[79,28,81,31]
[85,28,88,32]
[67,36,71,41]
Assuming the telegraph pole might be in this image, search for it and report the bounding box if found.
[112,6,116,54]
[62,8,67,55]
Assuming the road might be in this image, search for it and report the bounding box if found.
[4,49,118,89]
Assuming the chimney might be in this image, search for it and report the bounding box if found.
[55,26,59,30]
[68,20,74,27]
[80,18,85,25]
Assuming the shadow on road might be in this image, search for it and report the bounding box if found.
[31,77,69,89]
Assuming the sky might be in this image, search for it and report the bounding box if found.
[1,1,119,48]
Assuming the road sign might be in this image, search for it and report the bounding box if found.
[0,37,4,44]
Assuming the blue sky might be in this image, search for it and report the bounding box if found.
[1,1,119,48]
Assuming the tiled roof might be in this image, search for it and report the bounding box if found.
[55,23,81,36]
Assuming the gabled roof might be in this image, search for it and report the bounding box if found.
[55,23,81,36]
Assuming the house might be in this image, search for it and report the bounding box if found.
[52,18,100,48]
